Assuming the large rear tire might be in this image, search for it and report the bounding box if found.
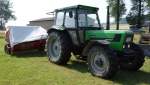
[120,43,145,71]
[87,45,118,79]
[47,31,71,65]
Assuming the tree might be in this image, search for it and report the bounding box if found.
[0,0,15,30]
[146,0,150,21]
[107,0,126,22]
[106,0,150,26]
[126,0,142,25]
[126,0,150,26]
[146,0,150,6]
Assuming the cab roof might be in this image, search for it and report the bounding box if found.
[55,5,99,12]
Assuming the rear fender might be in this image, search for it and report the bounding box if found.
[47,26,73,49]
[47,25,65,34]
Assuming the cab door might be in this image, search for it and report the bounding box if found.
[64,10,81,46]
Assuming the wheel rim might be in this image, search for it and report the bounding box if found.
[91,50,110,75]
[48,36,61,61]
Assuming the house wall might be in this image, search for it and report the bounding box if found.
[28,20,54,30]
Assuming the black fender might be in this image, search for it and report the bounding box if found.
[82,40,110,56]
[47,26,74,50]
[47,25,65,34]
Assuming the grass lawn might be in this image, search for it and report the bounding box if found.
[0,38,150,85]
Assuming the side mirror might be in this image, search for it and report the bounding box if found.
[69,11,73,18]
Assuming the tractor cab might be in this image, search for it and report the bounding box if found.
[54,5,101,30]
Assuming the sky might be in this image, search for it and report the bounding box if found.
[6,0,132,26]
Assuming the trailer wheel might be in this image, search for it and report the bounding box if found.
[38,47,45,52]
[87,45,118,79]
[4,44,11,54]
[120,43,145,71]
[47,31,71,65]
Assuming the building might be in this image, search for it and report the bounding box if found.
[28,17,54,30]
[28,16,96,30]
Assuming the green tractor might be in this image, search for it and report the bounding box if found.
[46,5,145,78]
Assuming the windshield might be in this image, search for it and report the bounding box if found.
[78,10,100,28]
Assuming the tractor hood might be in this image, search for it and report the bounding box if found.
[85,30,133,51]
[85,30,133,40]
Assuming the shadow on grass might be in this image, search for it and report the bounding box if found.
[64,59,150,85]
[13,50,46,58]
[112,70,150,85]
[65,60,88,73]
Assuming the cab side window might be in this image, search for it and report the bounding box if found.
[78,13,87,27]
[65,11,75,28]
[56,11,64,26]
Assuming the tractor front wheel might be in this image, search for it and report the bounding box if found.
[87,45,118,79]
[120,43,145,71]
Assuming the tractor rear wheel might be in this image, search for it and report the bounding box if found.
[47,31,71,65]
[87,45,118,79]
[120,43,145,71]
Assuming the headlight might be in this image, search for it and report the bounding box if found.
[126,37,132,43]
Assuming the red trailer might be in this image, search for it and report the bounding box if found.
[4,26,48,54]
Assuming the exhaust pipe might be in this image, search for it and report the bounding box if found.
[116,0,120,30]
[106,6,110,30]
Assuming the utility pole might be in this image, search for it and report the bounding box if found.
[116,0,120,30]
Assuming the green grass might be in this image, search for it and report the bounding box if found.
[0,38,150,85]
[0,31,5,38]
